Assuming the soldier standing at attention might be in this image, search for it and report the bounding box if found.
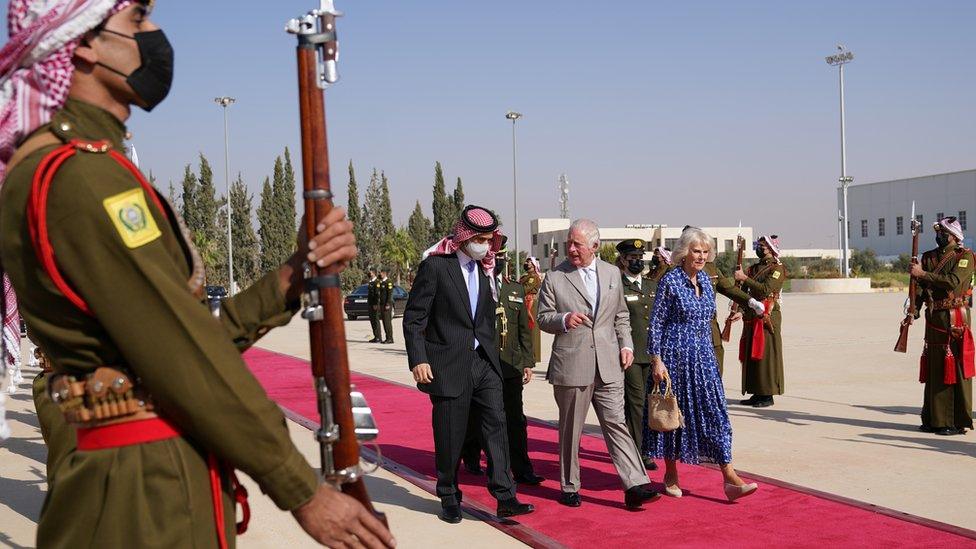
[367,268,382,343]
[735,235,787,408]
[379,267,395,344]
[615,239,658,471]
[647,246,673,288]
[0,2,394,547]
[910,217,974,436]
[462,242,544,484]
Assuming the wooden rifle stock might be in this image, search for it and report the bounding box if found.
[289,2,386,526]
[721,235,746,342]
[894,219,921,353]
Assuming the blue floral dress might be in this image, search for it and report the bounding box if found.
[642,267,733,465]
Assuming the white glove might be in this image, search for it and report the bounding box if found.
[747,298,765,315]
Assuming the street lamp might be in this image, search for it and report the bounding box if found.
[214,96,236,294]
[506,110,523,279]
[826,45,854,278]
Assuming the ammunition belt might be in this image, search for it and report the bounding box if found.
[49,366,155,427]
[930,296,968,311]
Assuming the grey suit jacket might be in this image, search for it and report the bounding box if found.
[537,258,634,386]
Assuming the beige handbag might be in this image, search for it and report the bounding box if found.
[647,370,684,432]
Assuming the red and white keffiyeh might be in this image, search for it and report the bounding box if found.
[422,206,505,277]
[757,235,781,257]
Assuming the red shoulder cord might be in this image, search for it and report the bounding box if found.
[26,139,249,548]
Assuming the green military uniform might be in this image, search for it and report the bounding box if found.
[703,262,752,375]
[378,274,395,343]
[739,256,787,397]
[463,278,538,477]
[519,270,544,364]
[916,241,975,432]
[367,275,382,341]
[0,99,318,547]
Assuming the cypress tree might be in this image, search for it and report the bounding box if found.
[407,200,433,254]
[379,171,394,237]
[362,168,386,269]
[280,147,298,243]
[196,153,226,286]
[431,161,452,237]
[180,164,198,233]
[269,155,287,267]
[230,173,259,287]
[346,160,365,270]
[452,177,465,221]
[256,176,277,273]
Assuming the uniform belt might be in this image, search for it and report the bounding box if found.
[49,366,154,427]
[930,297,967,311]
[76,416,181,451]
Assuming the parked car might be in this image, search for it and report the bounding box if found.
[343,284,408,320]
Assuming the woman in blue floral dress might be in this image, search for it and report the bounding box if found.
[642,228,758,502]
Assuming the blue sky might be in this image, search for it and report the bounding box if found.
[4,1,975,248]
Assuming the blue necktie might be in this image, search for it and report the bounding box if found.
[466,261,478,320]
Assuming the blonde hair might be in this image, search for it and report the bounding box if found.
[672,228,713,266]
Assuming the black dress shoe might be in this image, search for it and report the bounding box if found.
[934,427,964,436]
[918,425,934,433]
[642,457,659,471]
[739,395,758,405]
[496,498,534,518]
[558,491,581,507]
[383,340,394,344]
[624,485,661,509]
[368,338,381,343]
[439,504,462,524]
[513,472,545,485]
[752,396,774,408]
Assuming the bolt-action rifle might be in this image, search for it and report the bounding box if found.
[894,202,921,353]
[721,234,746,342]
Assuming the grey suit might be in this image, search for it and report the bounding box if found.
[537,258,649,493]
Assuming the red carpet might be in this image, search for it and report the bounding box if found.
[243,347,976,548]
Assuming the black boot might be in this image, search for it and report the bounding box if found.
[739,394,758,405]
[752,395,774,408]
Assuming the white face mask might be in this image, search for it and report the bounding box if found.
[466,241,490,260]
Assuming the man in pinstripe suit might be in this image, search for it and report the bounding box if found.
[404,206,535,524]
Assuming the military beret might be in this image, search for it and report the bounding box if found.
[616,239,646,255]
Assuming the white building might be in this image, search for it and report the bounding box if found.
[844,169,975,258]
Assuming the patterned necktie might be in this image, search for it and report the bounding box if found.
[466,260,478,319]
[583,266,598,315]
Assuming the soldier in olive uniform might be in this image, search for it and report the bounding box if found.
[0,3,393,547]
[367,268,382,342]
[735,235,787,408]
[379,267,395,344]
[615,239,661,471]
[462,249,543,484]
[910,217,974,435]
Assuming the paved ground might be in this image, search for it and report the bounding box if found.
[2,291,973,547]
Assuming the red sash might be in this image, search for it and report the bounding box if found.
[920,308,975,385]
[75,417,249,549]
[738,299,774,363]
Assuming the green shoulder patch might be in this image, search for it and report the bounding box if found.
[103,188,161,248]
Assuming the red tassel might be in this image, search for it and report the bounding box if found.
[233,472,250,534]
[944,346,957,385]
[954,308,975,380]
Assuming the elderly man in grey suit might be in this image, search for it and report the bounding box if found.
[537,219,660,509]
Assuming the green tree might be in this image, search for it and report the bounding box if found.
[180,164,198,232]
[230,173,259,287]
[279,147,298,237]
[362,168,393,270]
[379,171,394,235]
[381,227,419,285]
[851,248,882,275]
[346,161,365,265]
[598,243,618,264]
[715,250,737,276]
[431,161,452,237]
[407,200,433,254]
[268,155,289,267]
[196,154,226,286]
[256,176,278,273]
[451,176,465,221]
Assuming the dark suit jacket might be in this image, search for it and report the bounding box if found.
[403,253,502,397]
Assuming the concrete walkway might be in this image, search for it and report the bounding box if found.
[2,291,973,547]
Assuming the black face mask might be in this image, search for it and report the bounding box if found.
[754,245,767,259]
[626,258,645,276]
[494,260,507,277]
[96,29,174,111]
[936,232,950,248]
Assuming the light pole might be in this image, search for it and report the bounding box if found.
[506,110,523,279]
[214,96,236,294]
[826,45,854,278]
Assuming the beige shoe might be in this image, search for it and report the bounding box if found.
[724,482,758,502]
[663,476,682,498]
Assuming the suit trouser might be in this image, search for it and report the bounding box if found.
[461,371,536,477]
[623,362,651,456]
[553,373,649,493]
[381,307,394,342]
[430,347,516,506]
[368,306,381,339]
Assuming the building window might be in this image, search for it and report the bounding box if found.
[665,238,678,250]
[916,214,923,233]
[860,220,868,238]
[960,211,968,231]
[532,234,538,246]
[725,239,734,253]
[937,212,944,221]
[562,242,568,255]
[712,238,718,251]
[543,243,550,257]
[878,218,885,237]
[896,216,903,235]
